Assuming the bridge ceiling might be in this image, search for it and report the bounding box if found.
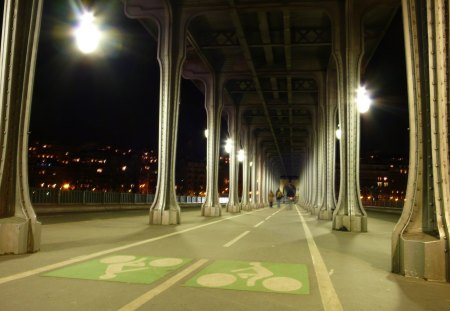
[131,0,399,176]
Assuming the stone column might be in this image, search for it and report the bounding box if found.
[319,67,338,220]
[0,0,43,254]
[310,127,319,215]
[127,3,189,225]
[250,134,257,208]
[202,74,224,217]
[255,143,263,208]
[227,107,240,213]
[241,125,251,211]
[332,0,367,232]
[392,0,450,282]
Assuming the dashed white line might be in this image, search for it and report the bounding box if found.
[254,220,265,228]
[118,259,208,311]
[223,230,250,247]
[296,206,343,311]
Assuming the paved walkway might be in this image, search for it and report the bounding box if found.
[0,205,449,310]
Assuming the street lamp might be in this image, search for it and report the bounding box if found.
[74,11,101,54]
[356,86,372,113]
[224,138,232,154]
[237,149,245,162]
[204,129,208,138]
[335,124,342,140]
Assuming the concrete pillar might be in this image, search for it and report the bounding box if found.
[319,67,338,220]
[316,105,326,215]
[255,144,263,208]
[392,0,450,282]
[250,135,257,208]
[241,125,251,211]
[0,0,43,254]
[142,5,188,225]
[332,0,367,232]
[227,107,240,213]
[310,127,319,215]
[202,74,224,217]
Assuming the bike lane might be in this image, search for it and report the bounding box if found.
[0,207,329,311]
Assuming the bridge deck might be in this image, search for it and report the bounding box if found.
[0,206,448,311]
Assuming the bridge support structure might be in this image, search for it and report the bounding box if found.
[0,0,43,254]
[392,0,450,282]
[331,0,367,232]
[200,73,224,217]
[127,1,189,224]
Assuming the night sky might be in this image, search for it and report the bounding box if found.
[1,2,408,158]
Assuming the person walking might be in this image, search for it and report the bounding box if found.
[268,190,274,208]
[275,188,283,208]
[284,182,296,210]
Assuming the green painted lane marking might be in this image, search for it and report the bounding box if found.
[185,260,309,295]
[43,255,191,284]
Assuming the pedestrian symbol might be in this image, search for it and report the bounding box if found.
[44,255,190,284]
[185,260,309,295]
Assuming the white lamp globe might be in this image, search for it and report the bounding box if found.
[74,12,101,54]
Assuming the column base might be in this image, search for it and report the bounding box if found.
[241,204,252,211]
[227,205,241,213]
[318,209,333,220]
[0,217,41,254]
[201,205,222,217]
[399,233,447,282]
[149,208,180,225]
[332,215,367,232]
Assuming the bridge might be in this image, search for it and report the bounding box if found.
[0,206,448,310]
[0,0,449,301]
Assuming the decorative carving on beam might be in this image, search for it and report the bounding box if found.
[292,78,317,91]
[292,28,331,45]
[198,28,331,49]
[199,31,239,47]
[226,79,257,92]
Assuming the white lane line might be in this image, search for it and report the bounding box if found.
[0,213,250,285]
[223,230,250,247]
[254,220,265,228]
[254,209,281,228]
[296,206,343,311]
[118,258,208,311]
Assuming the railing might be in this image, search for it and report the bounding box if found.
[361,199,404,209]
[30,188,205,205]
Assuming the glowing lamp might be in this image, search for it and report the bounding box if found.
[74,12,101,54]
[356,86,372,113]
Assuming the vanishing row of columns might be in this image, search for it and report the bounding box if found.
[0,0,449,283]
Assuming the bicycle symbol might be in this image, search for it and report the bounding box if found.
[99,255,183,280]
[196,261,302,292]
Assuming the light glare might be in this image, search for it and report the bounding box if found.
[74,12,101,54]
[336,128,342,140]
[237,149,245,162]
[224,138,232,154]
[356,86,371,113]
